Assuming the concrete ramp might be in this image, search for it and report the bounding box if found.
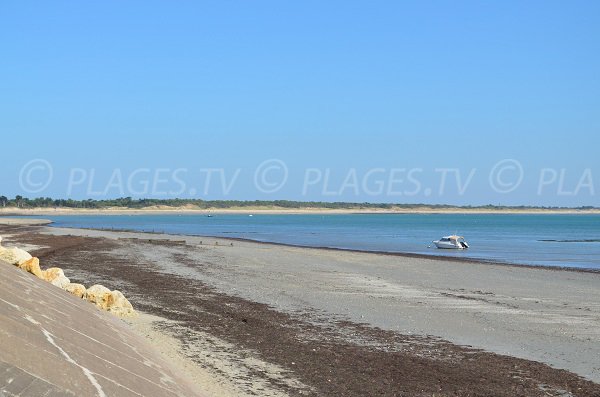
[0,261,202,397]
[0,360,74,396]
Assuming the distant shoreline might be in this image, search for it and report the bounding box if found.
[1,207,599,216]
[0,217,53,226]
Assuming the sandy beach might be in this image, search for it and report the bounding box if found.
[2,224,599,396]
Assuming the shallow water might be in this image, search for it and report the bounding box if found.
[35,213,600,269]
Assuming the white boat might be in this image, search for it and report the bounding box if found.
[433,235,469,249]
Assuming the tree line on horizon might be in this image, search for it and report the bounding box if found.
[0,195,595,211]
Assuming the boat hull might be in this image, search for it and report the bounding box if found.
[434,241,464,249]
[433,240,469,249]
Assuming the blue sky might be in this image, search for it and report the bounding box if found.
[1,1,599,206]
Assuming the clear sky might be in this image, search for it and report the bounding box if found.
[1,1,599,206]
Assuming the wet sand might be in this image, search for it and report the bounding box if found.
[3,224,600,396]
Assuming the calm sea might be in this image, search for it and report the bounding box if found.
[35,213,600,270]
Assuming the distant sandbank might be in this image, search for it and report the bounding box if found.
[0,217,53,225]
[1,206,598,216]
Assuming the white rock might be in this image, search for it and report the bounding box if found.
[85,284,112,308]
[107,290,136,317]
[0,247,33,266]
[51,275,71,289]
[43,267,71,289]
[65,283,87,298]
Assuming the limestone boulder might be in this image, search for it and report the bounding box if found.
[85,284,112,309]
[0,247,33,266]
[65,283,87,298]
[18,257,44,279]
[106,290,136,317]
[43,267,71,289]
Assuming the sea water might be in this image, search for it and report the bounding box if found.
[34,213,600,269]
